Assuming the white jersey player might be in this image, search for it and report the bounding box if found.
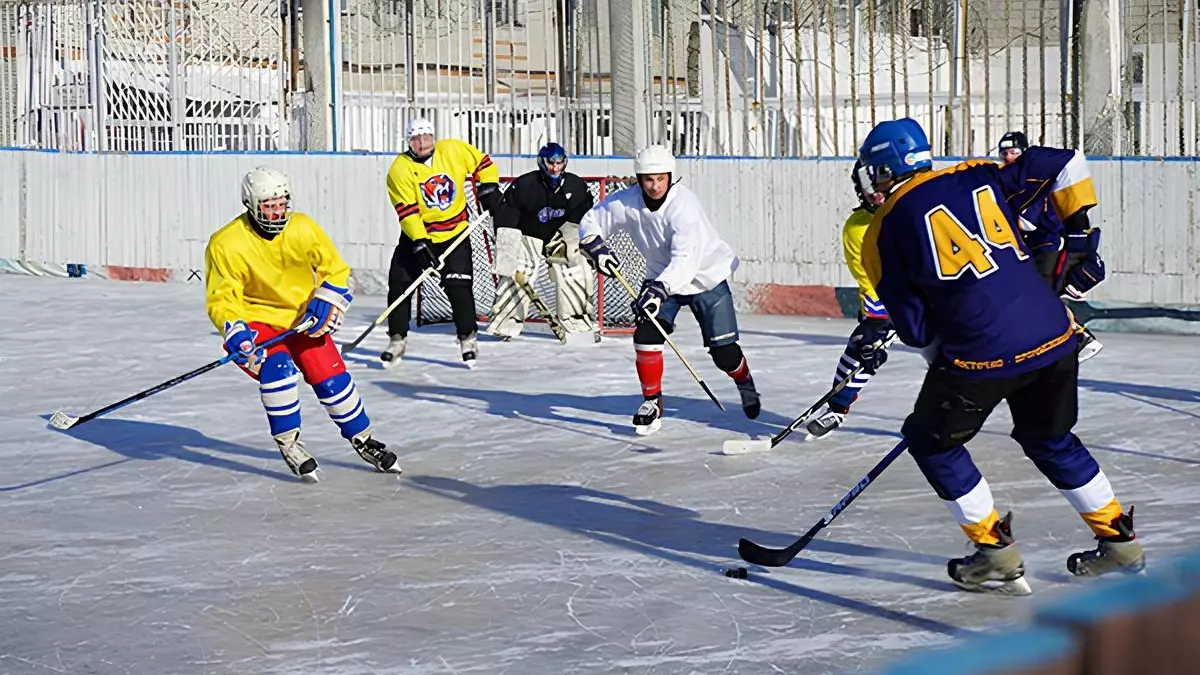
[579,145,761,434]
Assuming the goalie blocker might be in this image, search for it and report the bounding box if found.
[487,143,597,341]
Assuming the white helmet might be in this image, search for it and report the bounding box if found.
[406,117,435,140]
[241,167,292,234]
[634,144,676,175]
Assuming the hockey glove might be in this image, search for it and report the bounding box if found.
[412,238,442,274]
[477,182,504,217]
[852,319,894,375]
[223,320,267,374]
[580,235,621,278]
[1062,229,1105,299]
[635,280,669,319]
[303,281,353,338]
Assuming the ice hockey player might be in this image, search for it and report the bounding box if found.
[805,160,896,440]
[858,118,1142,595]
[998,130,1104,362]
[382,117,504,369]
[486,142,596,340]
[578,144,761,434]
[205,167,401,482]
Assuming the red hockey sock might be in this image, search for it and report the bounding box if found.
[727,356,752,384]
[634,344,664,398]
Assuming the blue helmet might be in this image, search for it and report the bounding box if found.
[537,142,568,182]
[857,117,933,189]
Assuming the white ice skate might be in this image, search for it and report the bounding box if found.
[458,332,479,369]
[275,429,319,483]
[633,396,663,436]
[1076,326,1103,364]
[380,335,406,370]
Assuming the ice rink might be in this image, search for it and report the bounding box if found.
[3,275,1198,675]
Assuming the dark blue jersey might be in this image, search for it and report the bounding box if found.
[862,147,1098,378]
[1015,193,1065,254]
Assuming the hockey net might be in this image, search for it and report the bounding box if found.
[415,176,647,334]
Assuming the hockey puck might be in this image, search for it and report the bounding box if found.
[724,566,748,579]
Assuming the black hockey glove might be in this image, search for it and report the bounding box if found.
[852,318,895,374]
[476,182,504,217]
[1061,229,1105,299]
[581,235,621,278]
[411,238,441,274]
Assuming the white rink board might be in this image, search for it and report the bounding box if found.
[2,275,1199,674]
[1,151,1199,306]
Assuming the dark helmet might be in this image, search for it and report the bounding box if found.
[850,159,884,212]
[998,130,1029,154]
[537,142,568,180]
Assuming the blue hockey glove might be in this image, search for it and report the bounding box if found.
[223,320,267,374]
[852,319,894,374]
[634,280,669,319]
[1062,229,1105,299]
[581,235,621,278]
[304,281,353,338]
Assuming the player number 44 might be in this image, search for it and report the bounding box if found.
[925,185,1029,280]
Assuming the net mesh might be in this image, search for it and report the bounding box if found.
[416,176,646,333]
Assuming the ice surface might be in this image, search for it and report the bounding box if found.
[2,275,1198,675]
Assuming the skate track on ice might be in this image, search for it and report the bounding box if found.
[2,275,1198,675]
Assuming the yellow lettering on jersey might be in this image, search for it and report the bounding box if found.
[974,185,1029,261]
[924,206,998,280]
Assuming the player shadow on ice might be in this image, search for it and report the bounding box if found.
[39,415,377,483]
[1080,378,1200,420]
[372,379,796,438]
[408,475,976,637]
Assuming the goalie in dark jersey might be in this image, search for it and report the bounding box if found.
[858,118,1143,596]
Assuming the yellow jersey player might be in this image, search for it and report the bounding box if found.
[382,118,503,369]
[805,161,896,440]
[205,167,401,482]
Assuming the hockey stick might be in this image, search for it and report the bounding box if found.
[737,438,909,567]
[340,215,487,357]
[514,270,569,344]
[721,334,898,455]
[48,317,317,431]
[610,268,725,411]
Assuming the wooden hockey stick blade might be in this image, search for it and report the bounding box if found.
[720,438,774,455]
[48,410,79,430]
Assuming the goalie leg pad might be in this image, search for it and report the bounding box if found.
[548,259,595,330]
[313,371,371,440]
[488,275,528,339]
[260,351,302,437]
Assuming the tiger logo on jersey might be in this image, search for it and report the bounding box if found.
[420,174,457,211]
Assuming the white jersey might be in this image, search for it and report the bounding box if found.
[579,183,738,295]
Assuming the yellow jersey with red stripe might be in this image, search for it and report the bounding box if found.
[385,138,501,243]
[205,212,351,331]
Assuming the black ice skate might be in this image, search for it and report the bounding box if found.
[274,429,319,483]
[947,511,1032,596]
[1075,325,1103,363]
[736,378,761,419]
[805,404,849,441]
[633,395,664,436]
[380,334,406,370]
[458,331,479,369]
[351,431,402,474]
[1067,507,1145,577]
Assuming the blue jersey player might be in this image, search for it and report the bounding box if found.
[858,118,1144,595]
[998,130,1103,362]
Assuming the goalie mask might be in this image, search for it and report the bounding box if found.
[537,142,568,187]
[241,167,292,235]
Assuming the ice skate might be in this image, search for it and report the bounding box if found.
[1075,325,1103,363]
[633,395,663,436]
[380,334,406,370]
[351,430,402,474]
[805,405,848,441]
[947,512,1032,596]
[458,331,478,369]
[1067,507,1145,577]
[736,378,761,419]
[274,429,319,482]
